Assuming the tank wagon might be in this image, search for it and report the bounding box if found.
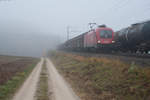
[61,25,115,51]
[115,20,150,53]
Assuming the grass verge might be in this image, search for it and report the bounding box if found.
[35,59,49,100]
[49,51,150,100]
[0,59,38,100]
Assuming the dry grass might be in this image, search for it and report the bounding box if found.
[49,51,150,100]
[35,59,49,100]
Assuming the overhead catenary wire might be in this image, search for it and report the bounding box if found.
[66,26,83,40]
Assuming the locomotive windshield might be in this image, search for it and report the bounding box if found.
[100,30,112,38]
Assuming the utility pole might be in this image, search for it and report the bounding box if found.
[88,23,97,30]
[67,26,70,41]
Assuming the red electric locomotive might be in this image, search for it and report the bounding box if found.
[84,25,115,50]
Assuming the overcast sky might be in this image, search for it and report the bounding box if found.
[0,0,150,56]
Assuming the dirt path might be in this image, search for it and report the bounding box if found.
[12,58,80,100]
[46,58,81,100]
[12,58,43,100]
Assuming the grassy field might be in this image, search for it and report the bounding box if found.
[49,51,150,100]
[0,55,39,100]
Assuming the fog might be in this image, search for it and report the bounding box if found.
[0,21,59,57]
[0,0,150,57]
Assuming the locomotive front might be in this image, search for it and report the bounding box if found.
[84,25,115,51]
[96,27,115,45]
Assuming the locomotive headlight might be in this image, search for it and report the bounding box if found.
[112,41,115,43]
[98,40,101,43]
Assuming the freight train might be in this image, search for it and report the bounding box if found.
[60,25,115,52]
[60,20,150,53]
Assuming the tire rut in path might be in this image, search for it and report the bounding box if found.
[12,58,43,100]
[46,58,81,100]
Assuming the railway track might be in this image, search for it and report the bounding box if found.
[62,50,150,67]
[65,50,150,58]
[91,52,150,59]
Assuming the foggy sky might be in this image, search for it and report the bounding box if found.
[0,0,150,57]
